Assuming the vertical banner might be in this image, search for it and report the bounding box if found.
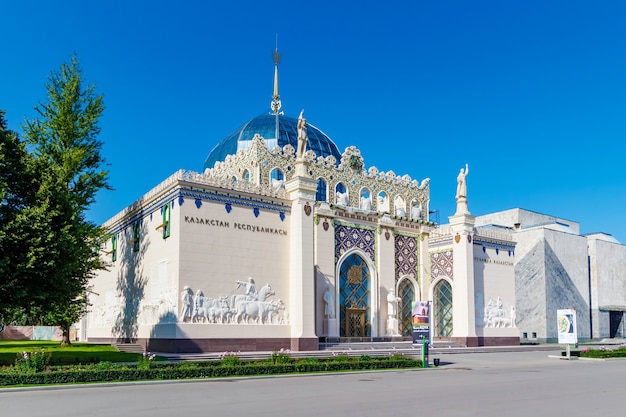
[557,309,578,344]
[412,301,431,344]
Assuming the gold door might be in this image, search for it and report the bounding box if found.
[345,308,366,337]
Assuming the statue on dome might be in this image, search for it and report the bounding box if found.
[296,109,308,160]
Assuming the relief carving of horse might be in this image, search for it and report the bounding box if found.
[231,283,275,318]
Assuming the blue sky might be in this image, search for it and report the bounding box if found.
[2,1,626,242]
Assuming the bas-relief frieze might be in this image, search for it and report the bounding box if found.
[179,279,288,325]
[89,288,178,328]
[481,296,516,328]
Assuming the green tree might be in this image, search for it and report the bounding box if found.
[0,110,55,323]
[23,54,111,344]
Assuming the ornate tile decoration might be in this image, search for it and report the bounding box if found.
[430,250,453,282]
[395,234,418,279]
[335,224,375,262]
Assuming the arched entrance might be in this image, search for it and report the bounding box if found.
[339,252,371,337]
[433,279,453,337]
[398,277,417,337]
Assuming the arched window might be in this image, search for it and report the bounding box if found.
[269,168,284,181]
[359,188,372,210]
[433,280,453,337]
[242,169,250,182]
[394,195,406,217]
[270,168,284,189]
[316,178,327,202]
[335,182,348,205]
[377,191,389,213]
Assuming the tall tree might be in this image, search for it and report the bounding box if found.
[0,110,55,323]
[23,54,111,344]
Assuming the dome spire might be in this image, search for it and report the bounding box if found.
[270,35,282,116]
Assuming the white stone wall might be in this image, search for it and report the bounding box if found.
[588,236,626,338]
[514,226,590,342]
[378,229,396,336]
[314,215,336,336]
[513,228,548,341]
[88,185,295,342]
[88,199,181,339]
[178,198,291,311]
[473,243,516,336]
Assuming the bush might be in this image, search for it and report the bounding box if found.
[137,352,157,370]
[13,349,51,374]
[219,351,241,366]
[271,349,293,365]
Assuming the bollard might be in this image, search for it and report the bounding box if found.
[421,336,429,368]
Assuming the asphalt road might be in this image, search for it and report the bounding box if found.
[1,350,622,417]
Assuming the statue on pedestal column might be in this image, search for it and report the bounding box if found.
[323,286,335,319]
[296,109,308,160]
[386,289,401,336]
[455,163,470,215]
[387,288,400,318]
[456,163,469,200]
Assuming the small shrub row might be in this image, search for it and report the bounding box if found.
[579,346,626,359]
[0,356,421,386]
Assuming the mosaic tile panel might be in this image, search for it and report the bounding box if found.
[395,234,418,279]
[335,224,375,263]
[430,250,453,281]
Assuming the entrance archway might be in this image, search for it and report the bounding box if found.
[339,252,371,337]
[433,279,453,337]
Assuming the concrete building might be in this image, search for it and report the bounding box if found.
[475,208,626,342]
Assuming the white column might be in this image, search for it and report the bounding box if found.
[449,212,477,342]
[285,167,318,349]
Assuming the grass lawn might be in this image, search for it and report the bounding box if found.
[0,341,144,366]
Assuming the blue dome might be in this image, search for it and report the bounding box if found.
[204,113,342,170]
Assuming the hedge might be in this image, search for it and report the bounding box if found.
[0,356,422,386]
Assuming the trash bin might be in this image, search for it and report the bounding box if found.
[433,358,440,366]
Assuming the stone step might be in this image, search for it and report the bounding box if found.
[158,348,422,362]
[320,340,466,351]
[113,343,145,354]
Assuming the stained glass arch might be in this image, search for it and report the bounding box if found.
[433,278,453,338]
[337,250,375,338]
[397,275,418,337]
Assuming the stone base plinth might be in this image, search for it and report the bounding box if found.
[90,336,320,353]
[324,318,338,337]
[386,317,400,336]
